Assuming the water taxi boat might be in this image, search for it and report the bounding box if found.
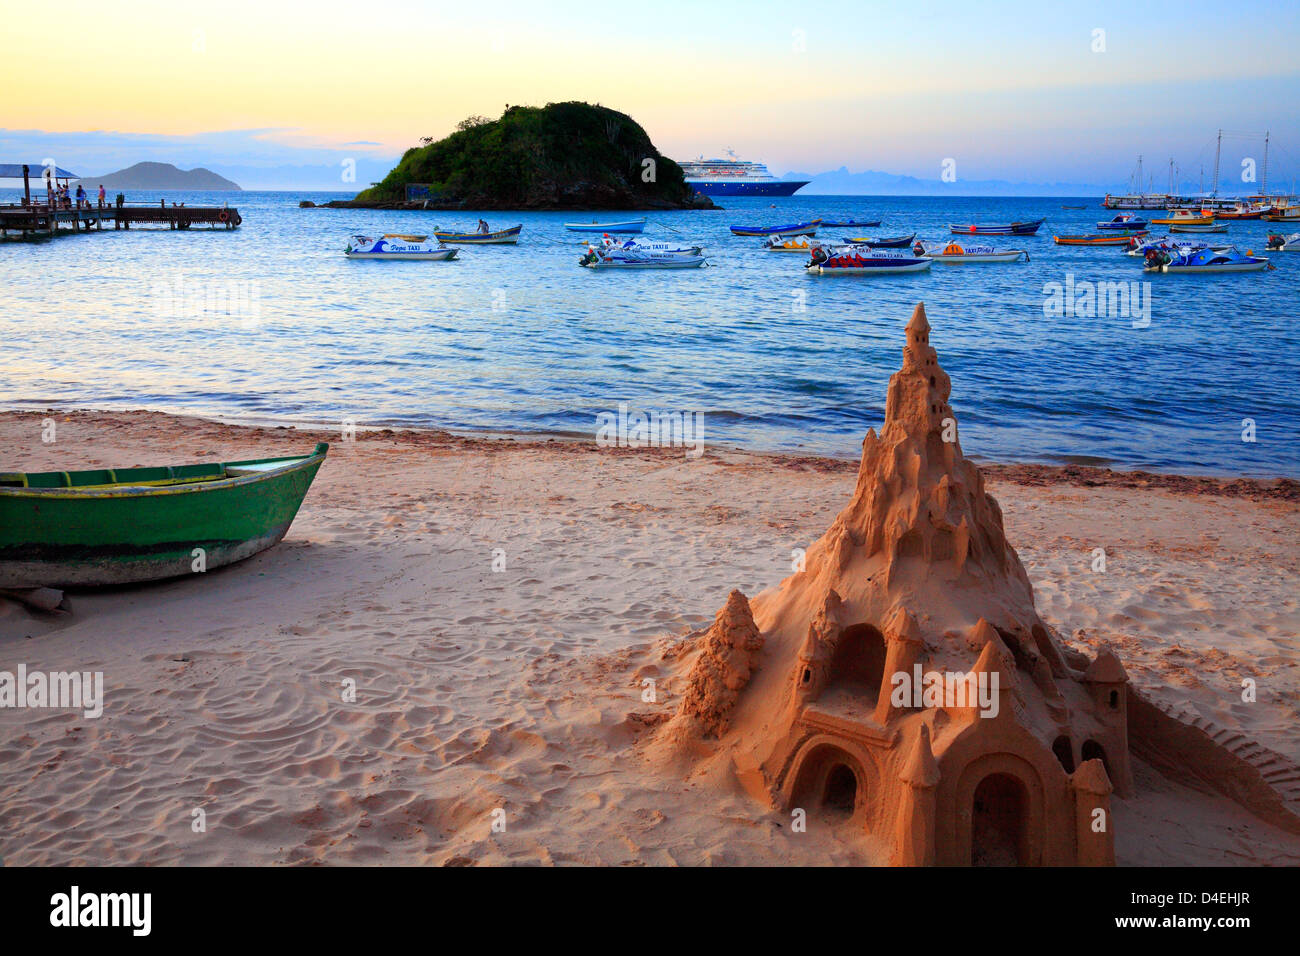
[948,218,1045,236]
[841,233,916,248]
[345,235,458,259]
[1053,232,1148,246]
[913,241,1028,263]
[1143,247,1269,273]
[579,246,706,269]
[1266,233,1300,252]
[598,236,703,256]
[806,247,931,275]
[729,220,820,237]
[765,235,817,253]
[1097,214,1149,230]
[0,445,328,587]
[1170,223,1228,233]
[1124,236,1229,257]
[565,218,648,233]
[432,224,522,244]
[819,219,881,228]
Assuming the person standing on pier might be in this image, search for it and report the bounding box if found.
[75,184,87,209]
[98,184,106,208]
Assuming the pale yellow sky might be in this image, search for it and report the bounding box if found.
[3,0,1296,179]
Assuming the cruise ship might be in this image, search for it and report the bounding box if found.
[676,151,809,197]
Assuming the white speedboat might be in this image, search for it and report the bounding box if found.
[913,240,1028,263]
[806,246,931,275]
[598,236,704,256]
[580,246,707,269]
[345,235,459,260]
[1144,247,1269,273]
[1266,232,1300,251]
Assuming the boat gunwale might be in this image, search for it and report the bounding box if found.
[0,444,329,499]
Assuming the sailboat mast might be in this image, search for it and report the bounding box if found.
[1212,129,1221,198]
[1262,130,1270,196]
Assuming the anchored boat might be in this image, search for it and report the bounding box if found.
[1053,231,1148,246]
[564,218,647,233]
[841,233,916,248]
[765,235,817,253]
[1125,235,1230,257]
[913,240,1028,263]
[818,219,881,228]
[1150,208,1214,226]
[948,218,1045,236]
[1097,214,1149,230]
[597,236,704,256]
[345,235,458,259]
[806,246,931,275]
[1144,247,1269,273]
[1266,232,1300,251]
[0,444,328,588]
[1170,222,1228,233]
[579,245,706,269]
[432,224,522,244]
[729,220,820,237]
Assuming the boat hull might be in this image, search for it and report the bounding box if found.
[819,220,881,228]
[565,220,648,233]
[1054,232,1147,246]
[948,219,1045,235]
[585,256,707,269]
[926,251,1027,263]
[808,259,931,275]
[433,225,522,244]
[842,234,916,248]
[0,446,327,588]
[1170,224,1228,233]
[1159,261,1268,273]
[345,249,458,260]
[686,180,807,197]
[730,221,820,237]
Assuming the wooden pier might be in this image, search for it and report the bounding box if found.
[0,203,243,239]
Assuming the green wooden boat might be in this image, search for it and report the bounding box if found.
[0,443,328,588]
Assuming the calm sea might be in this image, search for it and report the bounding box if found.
[1,189,1296,477]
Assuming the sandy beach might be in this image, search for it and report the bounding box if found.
[1,407,1297,866]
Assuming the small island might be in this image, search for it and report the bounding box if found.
[310,102,713,211]
[81,161,241,191]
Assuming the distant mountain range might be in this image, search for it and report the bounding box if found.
[79,162,241,190]
[785,166,1106,197]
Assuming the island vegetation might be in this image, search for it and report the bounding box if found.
[322,102,712,211]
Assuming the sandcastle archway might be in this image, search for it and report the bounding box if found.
[787,738,877,826]
[1052,735,1076,773]
[971,772,1029,866]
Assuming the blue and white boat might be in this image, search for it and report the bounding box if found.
[730,220,820,237]
[598,236,704,256]
[579,245,707,269]
[806,246,931,275]
[948,218,1045,236]
[564,218,647,233]
[1125,235,1229,257]
[676,151,808,197]
[344,235,458,260]
[1097,214,1150,230]
[819,219,881,228]
[1143,246,1269,273]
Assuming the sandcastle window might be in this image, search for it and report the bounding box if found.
[1081,740,1110,778]
[826,623,887,698]
[1052,736,1075,773]
[930,376,936,386]
[1108,690,1119,710]
[802,668,811,685]
[971,773,1028,866]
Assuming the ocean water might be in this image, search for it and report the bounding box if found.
[1,189,1297,477]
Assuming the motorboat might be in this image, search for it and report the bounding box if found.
[913,240,1029,263]
[947,218,1045,235]
[806,246,931,275]
[1266,232,1300,251]
[730,220,820,237]
[344,235,459,260]
[1096,214,1149,230]
[565,218,648,233]
[1143,247,1269,273]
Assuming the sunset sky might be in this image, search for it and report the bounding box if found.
[3,0,1297,188]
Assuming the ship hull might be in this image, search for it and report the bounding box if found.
[687,180,809,197]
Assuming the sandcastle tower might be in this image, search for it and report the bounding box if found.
[671,303,1129,866]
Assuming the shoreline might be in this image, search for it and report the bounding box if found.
[3,405,1297,496]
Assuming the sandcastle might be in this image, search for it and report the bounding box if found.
[670,302,1132,866]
